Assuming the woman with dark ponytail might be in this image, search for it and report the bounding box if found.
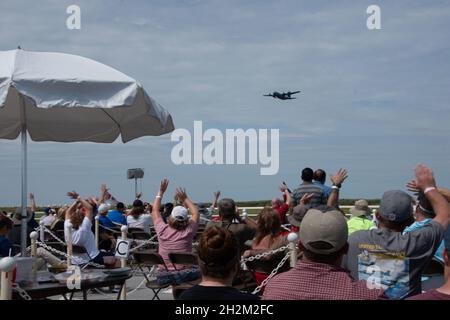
[178,226,260,300]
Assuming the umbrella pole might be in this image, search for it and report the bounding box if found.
[20,127,28,256]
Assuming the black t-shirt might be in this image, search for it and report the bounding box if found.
[178,285,260,300]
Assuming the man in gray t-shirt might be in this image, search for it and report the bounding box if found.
[342,164,450,299]
[291,168,327,207]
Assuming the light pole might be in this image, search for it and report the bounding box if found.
[127,168,144,198]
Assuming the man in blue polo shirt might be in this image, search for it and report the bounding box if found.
[97,204,116,228]
[107,202,127,225]
[313,169,333,199]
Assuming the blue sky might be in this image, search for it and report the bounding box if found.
[1,0,450,206]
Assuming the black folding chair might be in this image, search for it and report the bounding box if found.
[168,252,201,299]
[132,231,152,240]
[56,230,65,241]
[168,252,198,270]
[127,227,145,234]
[422,257,445,276]
[131,231,157,251]
[133,251,171,300]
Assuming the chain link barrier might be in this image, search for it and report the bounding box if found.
[36,241,105,269]
[251,251,291,295]
[99,225,121,234]
[129,235,159,253]
[12,283,32,300]
[240,245,289,264]
[41,226,66,245]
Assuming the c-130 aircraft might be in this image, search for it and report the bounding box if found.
[263,90,300,100]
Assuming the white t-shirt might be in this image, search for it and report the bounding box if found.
[41,215,56,227]
[64,218,100,264]
[126,214,153,234]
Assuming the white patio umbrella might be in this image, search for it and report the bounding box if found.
[0,49,175,255]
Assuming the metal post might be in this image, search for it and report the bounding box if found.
[30,231,38,284]
[39,220,45,243]
[20,128,28,257]
[120,225,128,300]
[95,216,99,250]
[0,257,16,300]
[287,232,298,268]
[66,222,73,267]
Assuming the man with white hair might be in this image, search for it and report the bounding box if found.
[97,203,116,229]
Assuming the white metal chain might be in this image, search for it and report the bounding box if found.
[129,235,158,252]
[36,241,105,269]
[12,283,32,300]
[126,278,147,296]
[42,226,66,245]
[251,251,290,295]
[240,245,289,264]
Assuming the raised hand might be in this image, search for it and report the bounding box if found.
[406,180,420,194]
[414,164,436,191]
[300,193,314,205]
[159,179,169,195]
[213,191,221,199]
[29,193,35,200]
[175,188,188,203]
[136,192,142,199]
[279,181,289,193]
[67,191,79,200]
[331,169,348,186]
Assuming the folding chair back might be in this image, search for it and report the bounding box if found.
[132,231,152,240]
[133,251,170,300]
[134,251,167,269]
[422,257,444,276]
[127,227,144,233]
[168,252,198,270]
[56,230,65,241]
[245,250,289,274]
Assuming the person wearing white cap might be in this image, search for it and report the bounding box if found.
[151,179,201,286]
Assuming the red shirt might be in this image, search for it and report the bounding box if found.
[280,226,298,236]
[273,203,289,224]
[262,260,384,300]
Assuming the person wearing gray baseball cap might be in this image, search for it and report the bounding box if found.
[342,164,450,300]
[263,205,384,300]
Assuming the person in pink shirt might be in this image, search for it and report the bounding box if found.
[151,179,201,285]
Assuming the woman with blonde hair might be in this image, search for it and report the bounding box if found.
[64,191,116,266]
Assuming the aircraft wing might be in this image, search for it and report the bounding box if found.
[288,91,300,95]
